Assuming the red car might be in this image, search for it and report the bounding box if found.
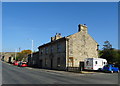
[18,62,27,67]
[13,61,19,66]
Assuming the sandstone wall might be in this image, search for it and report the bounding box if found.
[38,39,66,70]
[66,31,98,67]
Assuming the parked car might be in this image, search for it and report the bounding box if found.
[18,61,22,67]
[18,61,27,67]
[13,61,19,66]
[114,64,120,70]
[102,64,119,73]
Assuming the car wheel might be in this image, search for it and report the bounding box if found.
[111,70,113,73]
[98,68,102,72]
[117,70,119,73]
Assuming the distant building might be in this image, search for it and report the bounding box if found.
[36,24,99,70]
[1,55,4,61]
[1,52,15,63]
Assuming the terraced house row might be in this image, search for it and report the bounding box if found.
[28,24,99,70]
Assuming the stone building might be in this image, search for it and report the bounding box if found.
[27,51,39,67]
[37,24,99,70]
[1,52,15,63]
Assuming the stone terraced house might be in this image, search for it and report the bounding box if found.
[35,24,99,70]
[27,51,39,67]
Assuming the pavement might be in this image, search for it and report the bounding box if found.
[1,61,102,74]
[2,61,119,84]
[25,66,99,74]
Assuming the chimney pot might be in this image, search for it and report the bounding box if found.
[78,24,87,33]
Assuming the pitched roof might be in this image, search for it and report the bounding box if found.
[38,37,66,49]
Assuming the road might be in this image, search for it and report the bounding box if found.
[2,62,119,84]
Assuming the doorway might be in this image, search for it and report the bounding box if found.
[80,62,84,71]
[39,60,43,68]
[51,58,53,69]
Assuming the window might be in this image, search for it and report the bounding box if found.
[45,58,47,67]
[86,61,89,65]
[45,47,48,54]
[105,65,109,67]
[40,49,43,55]
[51,45,53,53]
[68,57,74,67]
[95,61,98,64]
[57,43,61,52]
[44,48,45,54]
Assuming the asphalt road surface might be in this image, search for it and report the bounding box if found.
[2,62,119,84]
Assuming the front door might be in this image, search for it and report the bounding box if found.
[39,60,42,68]
[80,62,84,71]
[51,58,53,69]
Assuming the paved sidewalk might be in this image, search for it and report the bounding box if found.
[25,66,100,75]
[2,61,102,75]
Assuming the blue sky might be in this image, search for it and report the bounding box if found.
[2,2,118,52]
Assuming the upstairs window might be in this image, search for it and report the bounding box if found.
[45,58,47,67]
[45,47,48,54]
[57,43,61,53]
[40,49,43,55]
[50,45,53,53]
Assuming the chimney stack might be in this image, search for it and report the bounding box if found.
[78,24,87,33]
[51,33,62,42]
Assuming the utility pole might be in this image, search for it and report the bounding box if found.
[19,47,21,52]
[15,49,17,61]
[31,40,33,57]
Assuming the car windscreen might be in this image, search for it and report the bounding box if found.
[104,65,109,67]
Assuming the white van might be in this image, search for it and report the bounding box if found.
[84,58,107,70]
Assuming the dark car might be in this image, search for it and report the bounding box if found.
[102,64,119,73]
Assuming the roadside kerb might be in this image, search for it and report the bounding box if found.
[25,66,100,74]
[2,61,103,74]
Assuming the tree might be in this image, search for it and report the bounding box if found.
[99,41,119,64]
[16,50,32,61]
[103,40,112,50]
[116,50,120,64]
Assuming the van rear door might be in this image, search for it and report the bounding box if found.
[84,58,93,70]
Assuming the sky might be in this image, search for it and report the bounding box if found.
[2,2,118,52]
